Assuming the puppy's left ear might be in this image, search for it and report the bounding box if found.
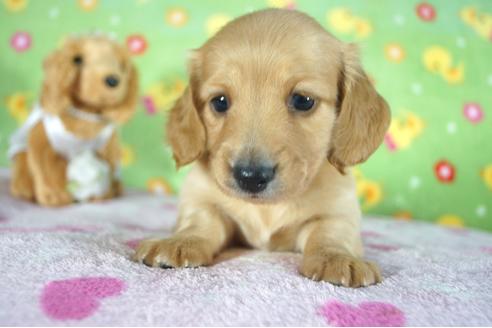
[328,44,391,173]
[103,61,139,124]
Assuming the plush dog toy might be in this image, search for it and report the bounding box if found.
[8,35,138,206]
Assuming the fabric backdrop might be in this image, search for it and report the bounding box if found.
[0,0,491,231]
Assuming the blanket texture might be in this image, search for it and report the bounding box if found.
[0,169,491,326]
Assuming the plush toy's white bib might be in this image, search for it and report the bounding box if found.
[8,103,116,202]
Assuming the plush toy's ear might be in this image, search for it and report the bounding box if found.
[40,39,80,115]
[328,44,391,173]
[166,51,206,168]
[103,61,139,124]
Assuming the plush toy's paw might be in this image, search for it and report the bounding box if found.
[89,180,122,202]
[10,176,34,201]
[133,237,213,268]
[300,253,381,287]
[35,186,73,207]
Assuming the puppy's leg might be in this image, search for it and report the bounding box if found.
[297,218,381,287]
[27,123,72,207]
[10,152,35,201]
[134,205,235,268]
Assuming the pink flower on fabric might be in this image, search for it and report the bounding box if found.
[40,277,125,320]
[366,243,400,252]
[142,96,157,114]
[125,238,143,250]
[126,34,147,55]
[463,103,484,123]
[416,3,436,21]
[480,246,492,254]
[319,300,405,327]
[10,31,32,52]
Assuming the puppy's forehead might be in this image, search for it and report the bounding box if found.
[200,10,342,87]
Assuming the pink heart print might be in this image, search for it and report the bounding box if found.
[319,300,405,327]
[40,277,125,320]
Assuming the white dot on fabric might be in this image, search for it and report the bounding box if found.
[409,176,421,189]
[411,83,422,95]
[110,15,121,26]
[394,14,405,25]
[456,36,466,48]
[476,205,487,218]
[49,7,59,19]
[447,122,457,134]
[487,74,492,86]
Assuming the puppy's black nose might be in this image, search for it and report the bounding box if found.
[233,165,275,194]
[105,75,119,88]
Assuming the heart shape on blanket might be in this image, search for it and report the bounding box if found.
[40,277,125,320]
[319,300,405,327]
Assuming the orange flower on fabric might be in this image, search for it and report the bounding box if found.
[78,0,97,11]
[3,0,27,12]
[165,7,188,27]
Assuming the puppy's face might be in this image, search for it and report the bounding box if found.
[168,9,390,202]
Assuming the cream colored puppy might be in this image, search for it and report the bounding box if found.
[135,9,390,288]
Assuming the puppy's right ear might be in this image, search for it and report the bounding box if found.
[166,86,206,168]
[40,39,80,115]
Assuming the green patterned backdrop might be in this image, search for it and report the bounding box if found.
[1,0,491,231]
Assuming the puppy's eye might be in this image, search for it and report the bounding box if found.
[210,95,229,113]
[73,55,83,66]
[289,93,315,112]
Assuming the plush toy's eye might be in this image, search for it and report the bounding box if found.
[210,95,229,113]
[73,55,83,65]
[289,93,315,112]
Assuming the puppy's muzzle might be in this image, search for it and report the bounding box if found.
[233,164,276,194]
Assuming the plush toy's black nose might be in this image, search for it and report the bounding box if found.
[233,165,275,194]
[105,75,119,88]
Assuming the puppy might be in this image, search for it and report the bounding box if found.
[9,35,138,207]
[135,9,390,287]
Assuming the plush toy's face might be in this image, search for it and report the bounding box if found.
[74,38,132,108]
[41,36,138,123]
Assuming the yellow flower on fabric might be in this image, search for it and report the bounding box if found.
[481,164,492,191]
[6,92,29,124]
[387,111,424,150]
[423,46,452,73]
[357,180,382,210]
[460,6,492,41]
[206,14,232,37]
[442,63,464,84]
[423,46,464,84]
[327,8,372,39]
[165,7,188,27]
[328,8,356,33]
[120,144,135,167]
[78,0,97,12]
[393,211,412,220]
[460,7,476,24]
[144,79,185,114]
[267,0,296,9]
[3,0,27,12]
[437,215,464,228]
[147,178,174,195]
[354,20,372,38]
[384,43,405,63]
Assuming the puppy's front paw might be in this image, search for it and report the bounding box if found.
[35,186,72,207]
[133,236,213,268]
[300,253,381,287]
